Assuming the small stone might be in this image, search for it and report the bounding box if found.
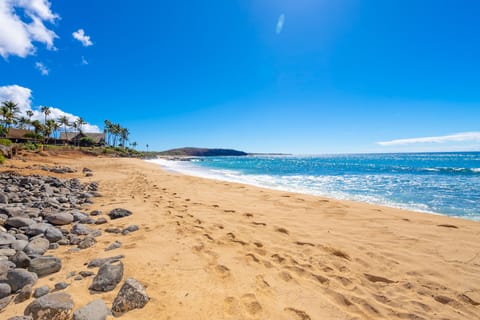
[7,316,33,320]
[49,243,59,250]
[33,286,50,298]
[24,292,74,320]
[24,238,50,256]
[28,256,62,277]
[11,239,29,251]
[73,299,109,320]
[0,232,16,246]
[105,240,122,251]
[0,295,13,311]
[46,213,74,226]
[54,282,68,291]
[111,278,149,316]
[14,284,32,303]
[79,270,95,277]
[66,271,76,278]
[0,283,12,299]
[5,217,35,228]
[74,276,83,281]
[6,269,38,292]
[0,248,16,256]
[87,255,124,268]
[105,228,122,234]
[94,217,107,225]
[89,260,123,292]
[45,227,63,243]
[9,251,31,268]
[90,210,101,216]
[108,208,132,220]
[71,224,92,235]
[78,236,96,250]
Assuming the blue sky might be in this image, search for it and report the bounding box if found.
[1,0,480,153]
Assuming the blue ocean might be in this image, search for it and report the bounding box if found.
[149,152,480,221]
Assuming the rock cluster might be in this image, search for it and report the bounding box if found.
[1,170,149,319]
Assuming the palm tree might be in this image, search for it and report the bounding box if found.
[104,119,112,146]
[16,117,30,129]
[26,110,34,130]
[74,117,86,147]
[30,120,44,144]
[44,119,56,144]
[120,127,129,148]
[40,106,51,125]
[58,116,71,143]
[146,144,149,152]
[131,141,138,150]
[1,100,20,130]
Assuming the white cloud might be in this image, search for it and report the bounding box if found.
[0,84,101,132]
[35,61,49,75]
[72,29,93,47]
[0,0,58,59]
[377,132,480,146]
[81,56,88,65]
[276,14,285,35]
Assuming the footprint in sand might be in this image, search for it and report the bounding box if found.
[284,307,311,320]
[241,294,263,317]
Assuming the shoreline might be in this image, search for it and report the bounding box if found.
[2,154,480,319]
[146,158,479,222]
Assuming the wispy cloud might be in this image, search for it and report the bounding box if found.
[276,14,285,35]
[81,56,88,65]
[35,61,49,75]
[377,132,480,146]
[0,84,100,132]
[72,29,93,47]
[0,0,58,59]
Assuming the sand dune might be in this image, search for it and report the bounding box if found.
[2,154,480,319]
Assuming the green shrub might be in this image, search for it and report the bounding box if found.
[23,142,38,151]
[0,138,12,146]
[0,154,5,164]
[79,137,95,147]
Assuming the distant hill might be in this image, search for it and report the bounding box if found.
[157,147,248,157]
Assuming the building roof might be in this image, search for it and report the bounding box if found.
[6,128,33,140]
[59,132,105,143]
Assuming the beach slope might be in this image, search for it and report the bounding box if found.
[2,154,480,319]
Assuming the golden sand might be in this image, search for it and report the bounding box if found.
[2,153,480,319]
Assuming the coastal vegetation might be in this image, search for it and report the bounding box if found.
[0,99,144,159]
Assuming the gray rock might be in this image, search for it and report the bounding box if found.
[24,238,50,256]
[78,236,96,250]
[14,284,32,303]
[0,283,11,299]
[5,217,35,228]
[0,248,16,256]
[15,233,29,241]
[0,259,16,275]
[73,299,109,320]
[0,193,8,204]
[0,232,16,246]
[94,217,107,225]
[104,227,122,234]
[87,255,124,268]
[49,243,59,250]
[108,208,132,220]
[72,212,89,223]
[7,316,33,320]
[24,292,74,320]
[89,260,123,292]
[6,269,38,292]
[44,227,63,243]
[33,286,49,298]
[0,295,13,311]
[111,278,149,316]
[28,256,62,277]
[26,223,50,237]
[90,210,101,216]
[9,251,31,268]
[12,239,29,251]
[54,282,68,291]
[71,224,92,235]
[79,271,94,278]
[46,213,74,226]
[105,240,122,251]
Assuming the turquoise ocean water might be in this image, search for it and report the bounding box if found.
[148,152,480,221]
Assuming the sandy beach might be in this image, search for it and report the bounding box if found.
[2,153,480,319]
